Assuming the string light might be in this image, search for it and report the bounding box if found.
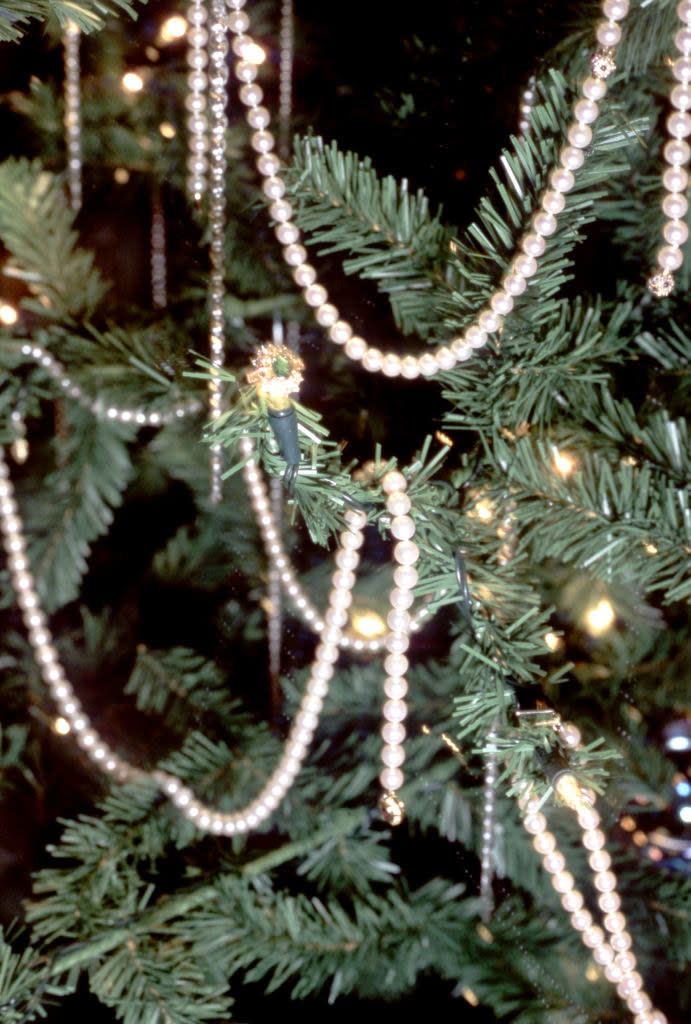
[0,303,19,325]
[543,630,562,651]
[53,716,71,735]
[114,167,130,184]
[350,609,387,639]
[159,15,188,43]
[584,597,615,635]
[159,122,176,139]
[121,71,145,93]
[553,448,577,478]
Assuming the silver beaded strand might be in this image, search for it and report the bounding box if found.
[207,0,229,502]
[647,0,691,298]
[479,724,499,921]
[63,20,82,212]
[224,0,631,380]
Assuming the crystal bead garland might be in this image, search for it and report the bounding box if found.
[0,444,369,836]
[186,0,210,201]
[151,189,168,309]
[518,722,668,1024]
[278,0,294,160]
[207,0,229,502]
[647,0,691,298]
[479,725,499,921]
[63,20,82,212]
[225,0,630,380]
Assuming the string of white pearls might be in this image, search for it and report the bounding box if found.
[207,0,229,502]
[479,725,499,921]
[240,436,431,650]
[150,196,168,309]
[518,715,667,1024]
[647,0,691,298]
[0,442,368,836]
[278,0,294,160]
[224,0,629,380]
[18,342,202,425]
[62,21,82,212]
[518,75,537,137]
[185,0,210,202]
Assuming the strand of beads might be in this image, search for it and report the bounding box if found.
[150,190,168,309]
[18,342,202,425]
[479,725,499,921]
[518,74,537,137]
[185,0,210,202]
[377,470,420,825]
[225,0,630,380]
[278,0,294,160]
[62,20,82,212]
[240,436,431,652]
[207,0,229,502]
[0,444,369,836]
[647,0,691,298]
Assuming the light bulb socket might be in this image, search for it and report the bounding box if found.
[267,404,300,466]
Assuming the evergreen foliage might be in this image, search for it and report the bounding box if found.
[0,1,689,1023]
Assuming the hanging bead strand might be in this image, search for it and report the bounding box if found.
[278,0,294,160]
[186,0,210,202]
[647,0,691,297]
[63,20,82,212]
[225,0,630,380]
[479,724,499,921]
[207,0,229,502]
[150,187,168,309]
[377,470,419,825]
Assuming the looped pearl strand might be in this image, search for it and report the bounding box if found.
[226,0,630,380]
[0,444,369,836]
[647,0,691,297]
[518,719,668,1024]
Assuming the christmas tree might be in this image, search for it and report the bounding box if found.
[0,1,689,1022]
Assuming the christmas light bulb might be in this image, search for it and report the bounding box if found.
[53,716,71,735]
[584,597,615,635]
[0,303,18,325]
[351,610,387,639]
[159,15,187,43]
[122,71,145,93]
[553,449,577,477]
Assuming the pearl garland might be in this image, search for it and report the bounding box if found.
[185,0,210,202]
[223,0,630,380]
[150,192,168,309]
[0,444,370,836]
[648,0,691,297]
[519,720,667,1024]
[62,20,82,212]
[479,725,499,921]
[18,342,202,425]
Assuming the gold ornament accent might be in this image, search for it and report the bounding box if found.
[590,48,616,79]
[246,343,304,409]
[647,269,674,298]
[379,790,406,826]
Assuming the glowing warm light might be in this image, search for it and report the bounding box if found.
[122,71,145,93]
[159,15,187,43]
[461,987,479,1006]
[668,735,691,753]
[145,46,160,62]
[620,815,636,832]
[434,429,453,447]
[585,965,600,982]
[0,303,18,325]
[644,541,658,555]
[159,122,176,139]
[469,497,494,522]
[633,830,647,847]
[543,630,562,652]
[647,845,663,862]
[53,716,71,735]
[351,610,386,639]
[584,597,615,636]
[553,449,577,478]
[239,40,266,64]
[114,167,130,184]
[555,773,591,814]
[678,805,691,824]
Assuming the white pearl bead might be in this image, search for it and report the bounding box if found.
[284,243,307,266]
[663,219,689,246]
[384,676,408,699]
[503,272,527,296]
[393,540,419,566]
[316,303,339,327]
[657,245,683,271]
[570,909,593,931]
[382,354,402,377]
[550,167,576,192]
[582,924,606,949]
[387,608,411,632]
[362,347,383,371]
[676,26,691,54]
[671,83,691,110]
[561,889,584,911]
[248,106,271,129]
[522,232,546,257]
[662,165,689,192]
[490,291,514,315]
[344,336,367,360]
[532,211,557,236]
[512,253,537,277]
[275,221,299,244]
[559,145,585,170]
[418,353,439,376]
[567,122,593,148]
[381,744,405,768]
[400,355,421,379]
[389,587,414,610]
[451,338,474,361]
[383,699,407,722]
[382,721,406,744]
[673,56,691,84]
[391,515,415,540]
[436,346,456,370]
[329,320,352,344]
[382,470,406,493]
[379,766,404,791]
[478,310,502,333]
[386,490,411,515]
[270,199,293,222]
[393,564,418,588]
[305,284,328,307]
[680,0,691,26]
[668,111,691,137]
[664,138,691,167]
[551,870,574,893]
[596,21,622,48]
[574,99,599,124]
[541,190,566,215]
[603,0,629,19]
